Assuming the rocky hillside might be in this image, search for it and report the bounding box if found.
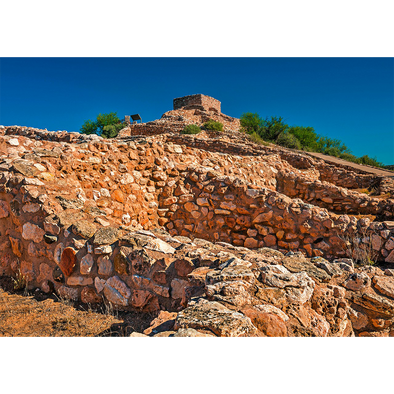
[0,94,394,337]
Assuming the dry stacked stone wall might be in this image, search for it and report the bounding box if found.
[0,122,393,314]
[173,94,221,113]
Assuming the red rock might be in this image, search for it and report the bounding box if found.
[81,287,102,304]
[60,247,77,276]
[263,234,277,247]
[244,237,258,248]
[0,200,10,218]
[242,308,287,337]
[174,259,195,277]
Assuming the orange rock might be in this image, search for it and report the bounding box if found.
[60,247,77,276]
[112,189,124,203]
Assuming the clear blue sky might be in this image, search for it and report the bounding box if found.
[0,58,393,164]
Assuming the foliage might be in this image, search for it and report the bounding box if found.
[248,131,269,145]
[317,136,349,155]
[276,132,301,150]
[102,123,125,139]
[80,112,121,137]
[203,120,224,131]
[182,124,201,134]
[260,116,288,141]
[240,111,384,168]
[240,113,264,134]
[287,126,319,151]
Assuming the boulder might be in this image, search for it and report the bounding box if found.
[174,299,259,337]
[93,227,120,245]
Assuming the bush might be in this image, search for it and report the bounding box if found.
[240,113,264,134]
[182,124,201,134]
[203,120,224,131]
[288,126,319,150]
[102,123,125,139]
[276,132,301,150]
[248,131,268,145]
[261,116,288,141]
[80,112,122,138]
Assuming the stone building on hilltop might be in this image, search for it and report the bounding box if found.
[118,94,240,138]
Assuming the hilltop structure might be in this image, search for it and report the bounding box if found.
[118,94,240,137]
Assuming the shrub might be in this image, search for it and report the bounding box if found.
[203,120,224,131]
[261,116,288,141]
[102,124,125,139]
[248,131,268,145]
[80,112,122,138]
[182,124,201,134]
[276,132,301,150]
[240,113,264,134]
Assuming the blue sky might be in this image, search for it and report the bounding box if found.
[0,57,393,164]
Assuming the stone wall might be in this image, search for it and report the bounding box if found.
[173,94,221,113]
[0,124,394,315]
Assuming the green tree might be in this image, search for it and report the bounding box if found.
[240,113,264,134]
[80,112,121,137]
[261,116,288,141]
[288,126,319,150]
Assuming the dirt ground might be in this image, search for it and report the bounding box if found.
[0,276,155,337]
[307,151,394,177]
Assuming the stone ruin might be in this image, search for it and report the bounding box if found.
[1,95,394,336]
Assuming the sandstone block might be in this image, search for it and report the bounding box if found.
[244,237,258,249]
[72,220,97,239]
[344,273,371,292]
[104,276,131,307]
[214,209,231,215]
[80,254,94,275]
[196,197,210,207]
[263,234,277,247]
[81,287,102,304]
[253,211,273,224]
[385,250,394,263]
[184,202,198,212]
[60,247,77,276]
[22,222,45,243]
[373,276,394,298]
[220,201,236,211]
[0,200,10,219]
[98,255,113,276]
[385,237,394,251]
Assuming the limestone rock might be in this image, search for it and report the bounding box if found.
[72,220,97,239]
[93,227,120,245]
[104,276,131,306]
[174,299,259,337]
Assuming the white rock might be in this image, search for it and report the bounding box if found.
[8,138,19,146]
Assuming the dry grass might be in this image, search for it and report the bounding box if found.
[340,228,379,266]
[0,288,122,337]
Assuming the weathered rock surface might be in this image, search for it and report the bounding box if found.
[1,94,394,337]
